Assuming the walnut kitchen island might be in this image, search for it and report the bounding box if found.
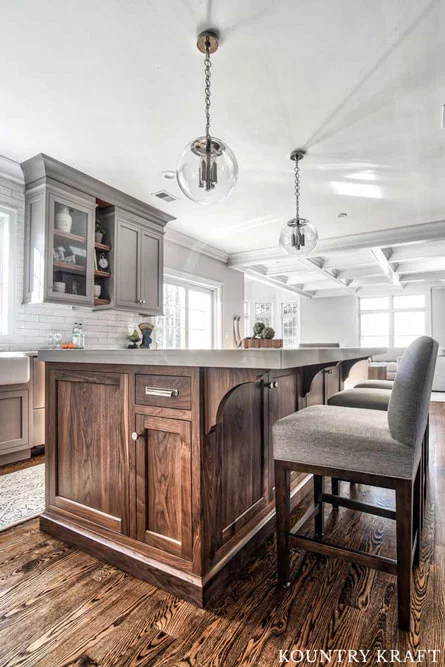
[38,347,380,605]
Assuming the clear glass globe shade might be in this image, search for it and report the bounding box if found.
[176,136,238,205]
[279,218,318,257]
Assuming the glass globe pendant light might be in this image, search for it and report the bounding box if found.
[279,150,318,257]
[176,30,238,205]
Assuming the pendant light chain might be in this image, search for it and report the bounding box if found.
[204,38,212,144]
[294,156,301,224]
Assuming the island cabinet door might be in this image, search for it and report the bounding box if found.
[134,413,192,561]
[47,369,130,535]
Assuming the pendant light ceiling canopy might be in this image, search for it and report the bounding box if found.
[176,30,238,206]
[279,149,318,257]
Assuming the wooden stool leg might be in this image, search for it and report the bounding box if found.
[275,460,291,587]
[314,475,325,537]
[396,479,413,631]
[331,478,339,508]
[423,417,429,502]
[413,461,421,567]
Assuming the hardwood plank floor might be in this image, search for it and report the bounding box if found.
[0,406,444,666]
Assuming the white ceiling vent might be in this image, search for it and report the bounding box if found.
[152,190,179,203]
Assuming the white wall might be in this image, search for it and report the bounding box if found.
[300,295,359,347]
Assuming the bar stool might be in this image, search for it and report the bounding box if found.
[273,336,438,631]
[354,380,394,390]
[328,384,429,508]
[327,388,391,501]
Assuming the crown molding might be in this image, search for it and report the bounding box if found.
[165,229,229,264]
[21,153,173,228]
[0,156,24,185]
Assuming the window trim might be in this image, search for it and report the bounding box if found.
[359,293,429,347]
[159,267,222,349]
[0,205,16,340]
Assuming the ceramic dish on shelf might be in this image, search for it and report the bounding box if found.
[53,281,66,293]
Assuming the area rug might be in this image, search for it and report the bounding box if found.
[0,464,45,531]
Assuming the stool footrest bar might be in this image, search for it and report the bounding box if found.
[288,533,397,575]
[322,493,396,520]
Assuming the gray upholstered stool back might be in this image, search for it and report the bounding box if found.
[388,336,438,447]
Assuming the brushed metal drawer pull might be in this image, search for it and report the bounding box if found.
[145,386,179,398]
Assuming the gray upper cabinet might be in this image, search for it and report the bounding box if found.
[115,211,163,315]
[21,154,173,313]
[116,216,141,310]
[140,227,163,315]
[24,182,95,306]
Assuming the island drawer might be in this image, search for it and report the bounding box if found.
[135,374,192,410]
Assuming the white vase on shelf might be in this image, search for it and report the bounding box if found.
[55,206,72,233]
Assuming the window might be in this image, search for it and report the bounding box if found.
[359,295,426,347]
[281,303,299,348]
[154,274,218,349]
[0,207,15,337]
[255,302,273,327]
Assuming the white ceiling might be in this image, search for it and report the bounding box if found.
[1,0,444,256]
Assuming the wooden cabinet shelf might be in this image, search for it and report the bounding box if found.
[95,242,112,251]
[53,230,86,244]
[53,261,86,274]
[94,298,111,306]
[95,270,111,278]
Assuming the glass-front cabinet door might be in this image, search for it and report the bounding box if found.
[47,190,95,304]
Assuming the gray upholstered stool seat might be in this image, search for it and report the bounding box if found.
[354,380,394,390]
[273,405,415,480]
[328,387,391,411]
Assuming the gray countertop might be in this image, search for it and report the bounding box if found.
[37,347,384,370]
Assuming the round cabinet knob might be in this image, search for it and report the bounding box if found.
[267,380,279,390]
[131,432,138,441]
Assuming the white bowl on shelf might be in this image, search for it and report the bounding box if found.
[53,281,66,293]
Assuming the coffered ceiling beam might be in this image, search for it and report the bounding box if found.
[370,248,402,288]
[389,241,445,263]
[301,257,358,293]
[336,266,383,279]
[244,268,314,298]
[389,258,445,274]
[316,220,445,253]
[400,270,445,282]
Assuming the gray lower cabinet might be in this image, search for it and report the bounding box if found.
[115,212,163,315]
[0,388,29,457]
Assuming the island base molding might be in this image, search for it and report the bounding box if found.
[40,356,370,606]
[41,474,310,607]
